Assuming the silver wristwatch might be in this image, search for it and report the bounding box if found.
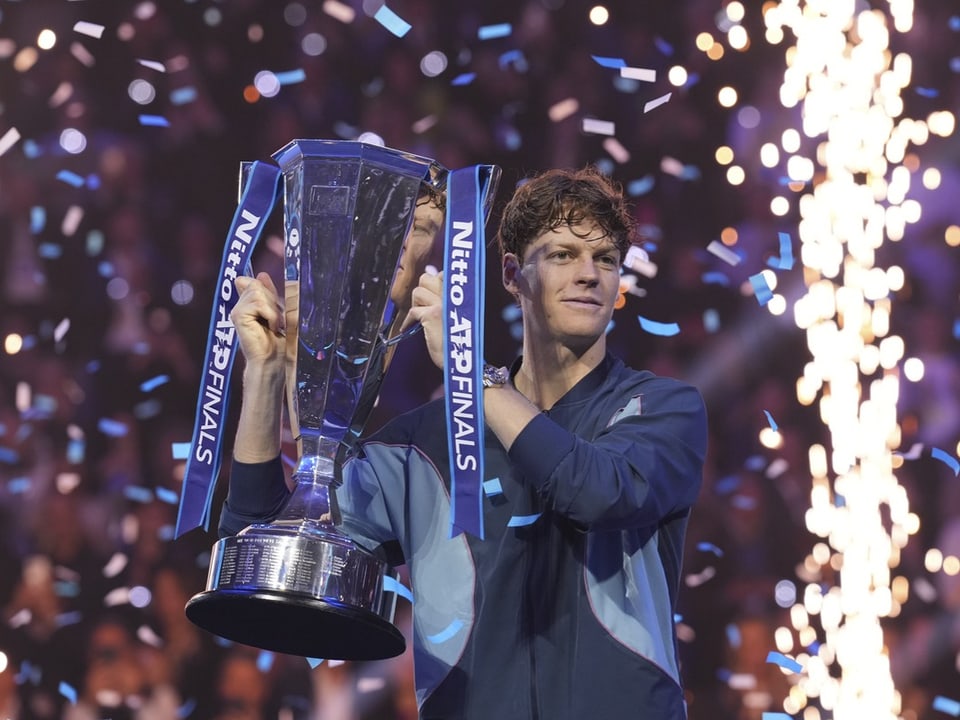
[482,364,510,388]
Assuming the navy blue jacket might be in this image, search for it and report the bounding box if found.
[221,353,707,719]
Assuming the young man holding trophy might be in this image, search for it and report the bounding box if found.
[217,164,707,719]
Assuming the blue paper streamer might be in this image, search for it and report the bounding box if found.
[933,696,960,716]
[478,23,512,40]
[427,619,464,644]
[482,478,503,497]
[59,681,77,705]
[383,575,414,603]
[140,374,170,392]
[637,316,680,336]
[764,410,779,432]
[591,55,626,68]
[776,231,794,270]
[507,513,541,527]
[451,73,476,86]
[749,273,773,306]
[932,447,960,476]
[139,114,171,127]
[766,651,802,674]
[374,5,411,37]
[56,170,85,188]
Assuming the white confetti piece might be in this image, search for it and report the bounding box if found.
[620,66,656,82]
[548,98,579,122]
[0,126,21,157]
[412,114,438,134]
[644,92,672,113]
[73,21,105,39]
[70,42,96,67]
[706,240,742,266]
[582,118,615,136]
[322,0,356,23]
[602,137,630,163]
[137,58,166,72]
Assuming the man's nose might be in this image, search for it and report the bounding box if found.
[575,256,600,285]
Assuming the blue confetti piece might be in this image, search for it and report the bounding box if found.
[124,485,154,503]
[276,69,306,85]
[932,447,960,476]
[761,714,793,720]
[451,72,476,86]
[776,231,794,270]
[55,610,82,627]
[626,175,655,196]
[482,478,503,496]
[697,542,724,557]
[155,486,179,504]
[59,681,78,704]
[86,174,100,190]
[654,37,674,56]
[53,580,80,598]
[726,624,741,648]
[171,442,191,459]
[140,374,170,392]
[749,273,773,306]
[56,170,85,188]
[731,494,757,510]
[374,4,411,37]
[383,575,414,603]
[38,242,62,258]
[915,86,939,98]
[745,455,766,471]
[637,316,681,336]
[256,651,274,672]
[478,23,511,40]
[498,49,527,72]
[954,318,960,339]
[591,55,626,68]
[933,696,960,716]
[170,86,197,105]
[950,57,960,74]
[715,474,741,495]
[507,513,541,527]
[949,16,960,31]
[8,477,31,493]
[138,114,170,127]
[764,410,779,432]
[701,271,730,286]
[158,524,175,541]
[766,651,803,674]
[98,417,129,437]
[703,308,721,333]
[306,657,324,669]
[426,618,464,644]
[30,206,46,233]
[177,698,197,718]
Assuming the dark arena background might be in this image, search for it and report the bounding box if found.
[1,1,959,718]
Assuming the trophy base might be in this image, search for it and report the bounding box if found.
[187,527,406,660]
[185,588,406,660]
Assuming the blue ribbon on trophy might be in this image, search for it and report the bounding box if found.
[443,166,487,540]
[175,161,281,537]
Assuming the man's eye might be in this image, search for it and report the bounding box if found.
[597,255,618,267]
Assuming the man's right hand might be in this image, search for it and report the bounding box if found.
[231,271,286,369]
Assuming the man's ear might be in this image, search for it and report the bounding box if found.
[502,253,522,296]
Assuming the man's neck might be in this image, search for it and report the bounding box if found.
[513,339,606,410]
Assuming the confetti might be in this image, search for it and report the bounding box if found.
[73,21,106,39]
[427,618,464,644]
[548,98,579,122]
[620,66,656,82]
[637,316,680,336]
[626,175,655,196]
[773,231,794,270]
[306,658,324,669]
[766,651,803,674]
[57,170,85,188]
[139,114,171,127]
[933,696,960,716]
[256,651,274,672]
[59,681,78,704]
[62,205,84,236]
[915,86,939,98]
[478,23,512,40]
[763,410,779,432]
[591,55,626,68]
[140,374,170,392]
[931,447,960,476]
[451,73,476,86]
[30,207,46,234]
[507,513,541,527]
[155,487,179,505]
[124,485,154,503]
[482,478,503,496]
[171,442,191,459]
[761,714,793,720]
[684,566,716,587]
[383,574,414,603]
[726,623,741,648]
[697,542,724,557]
[703,308,721,332]
[170,86,198,105]
[137,58,166,72]
[98,418,129,437]
[643,92,672,113]
[749,272,773,306]
[276,69,307,85]
[374,5,412,38]
[412,114,438,133]
[582,118,615,136]
[70,42,96,67]
[0,127,21,157]
[322,0,355,23]
[603,137,630,163]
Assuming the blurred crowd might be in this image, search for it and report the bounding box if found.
[1,0,959,718]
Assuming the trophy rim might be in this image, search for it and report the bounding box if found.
[185,588,407,660]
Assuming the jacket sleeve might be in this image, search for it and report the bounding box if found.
[507,378,707,530]
[218,456,291,538]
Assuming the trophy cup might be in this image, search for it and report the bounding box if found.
[184,139,499,660]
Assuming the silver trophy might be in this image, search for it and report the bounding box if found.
[185,139,499,660]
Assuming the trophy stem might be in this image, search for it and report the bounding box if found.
[270,434,344,533]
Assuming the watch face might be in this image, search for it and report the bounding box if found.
[483,364,508,387]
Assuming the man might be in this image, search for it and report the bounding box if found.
[219,167,708,719]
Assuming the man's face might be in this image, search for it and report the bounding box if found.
[510,221,621,352]
[390,197,444,311]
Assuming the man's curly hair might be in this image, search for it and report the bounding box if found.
[496,167,634,262]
